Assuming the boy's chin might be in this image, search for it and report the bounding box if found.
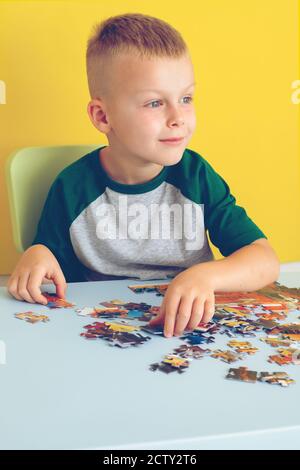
[158,152,185,166]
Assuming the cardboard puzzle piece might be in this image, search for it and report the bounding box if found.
[211,349,244,363]
[226,366,257,383]
[180,332,215,345]
[227,340,258,355]
[260,336,293,348]
[140,324,165,336]
[173,344,211,359]
[268,347,300,366]
[150,354,190,374]
[128,283,169,297]
[258,371,295,387]
[15,312,50,324]
[43,292,75,309]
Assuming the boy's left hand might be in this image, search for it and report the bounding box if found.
[148,265,216,337]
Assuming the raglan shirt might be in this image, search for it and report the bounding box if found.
[31,146,267,283]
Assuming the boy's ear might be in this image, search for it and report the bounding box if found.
[87,99,111,133]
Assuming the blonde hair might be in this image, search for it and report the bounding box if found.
[86,13,188,99]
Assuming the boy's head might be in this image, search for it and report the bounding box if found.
[86,13,196,167]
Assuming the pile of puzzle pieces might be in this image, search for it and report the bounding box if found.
[13,281,300,387]
[80,321,151,347]
[129,281,300,386]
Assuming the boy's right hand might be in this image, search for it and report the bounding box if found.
[7,244,66,305]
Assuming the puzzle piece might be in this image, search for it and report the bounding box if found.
[91,307,129,318]
[128,283,169,297]
[194,322,220,334]
[150,362,184,374]
[76,306,126,318]
[15,312,49,324]
[268,347,300,366]
[260,336,293,348]
[255,312,287,321]
[268,354,293,366]
[226,366,257,383]
[107,332,151,348]
[219,327,237,338]
[173,344,211,359]
[141,324,165,336]
[211,349,244,363]
[281,334,300,342]
[258,371,295,387]
[227,340,258,355]
[180,332,215,345]
[43,292,75,308]
[150,354,190,374]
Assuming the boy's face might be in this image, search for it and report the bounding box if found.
[89,51,196,167]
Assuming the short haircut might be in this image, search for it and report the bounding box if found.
[86,12,188,99]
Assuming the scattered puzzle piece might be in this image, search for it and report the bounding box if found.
[43,292,75,309]
[227,340,258,355]
[226,366,257,383]
[150,354,190,374]
[173,344,211,359]
[15,312,49,324]
[260,336,293,348]
[128,283,169,297]
[211,349,244,363]
[258,371,295,387]
[268,354,293,366]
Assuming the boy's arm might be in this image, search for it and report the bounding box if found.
[200,157,269,257]
[150,239,280,337]
[150,158,280,337]
[8,176,86,304]
[190,237,280,292]
[150,238,280,337]
[199,158,280,290]
[7,243,67,304]
[31,176,85,283]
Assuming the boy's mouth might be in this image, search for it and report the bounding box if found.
[159,137,184,144]
[159,137,184,142]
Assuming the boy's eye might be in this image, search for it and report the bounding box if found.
[145,96,193,108]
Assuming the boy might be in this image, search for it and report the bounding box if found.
[7,13,280,337]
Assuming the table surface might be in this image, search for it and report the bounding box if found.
[0,271,300,450]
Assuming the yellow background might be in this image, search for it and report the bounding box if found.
[0,0,299,274]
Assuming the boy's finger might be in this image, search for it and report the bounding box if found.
[17,272,36,303]
[202,296,215,323]
[7,276,23,301]
[149,308,164,326]
[149,299,165,325]
[163,293,181,337]
[174,296,194,336]
[186,297,205,331]
[27,269,49,305]
[52,270,67,299]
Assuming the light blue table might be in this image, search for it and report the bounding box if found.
[0,271,300,450]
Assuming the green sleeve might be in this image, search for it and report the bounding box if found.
[201,160,267,257]
[31,177,85,282]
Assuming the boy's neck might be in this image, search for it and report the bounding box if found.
[99,146,164,185]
